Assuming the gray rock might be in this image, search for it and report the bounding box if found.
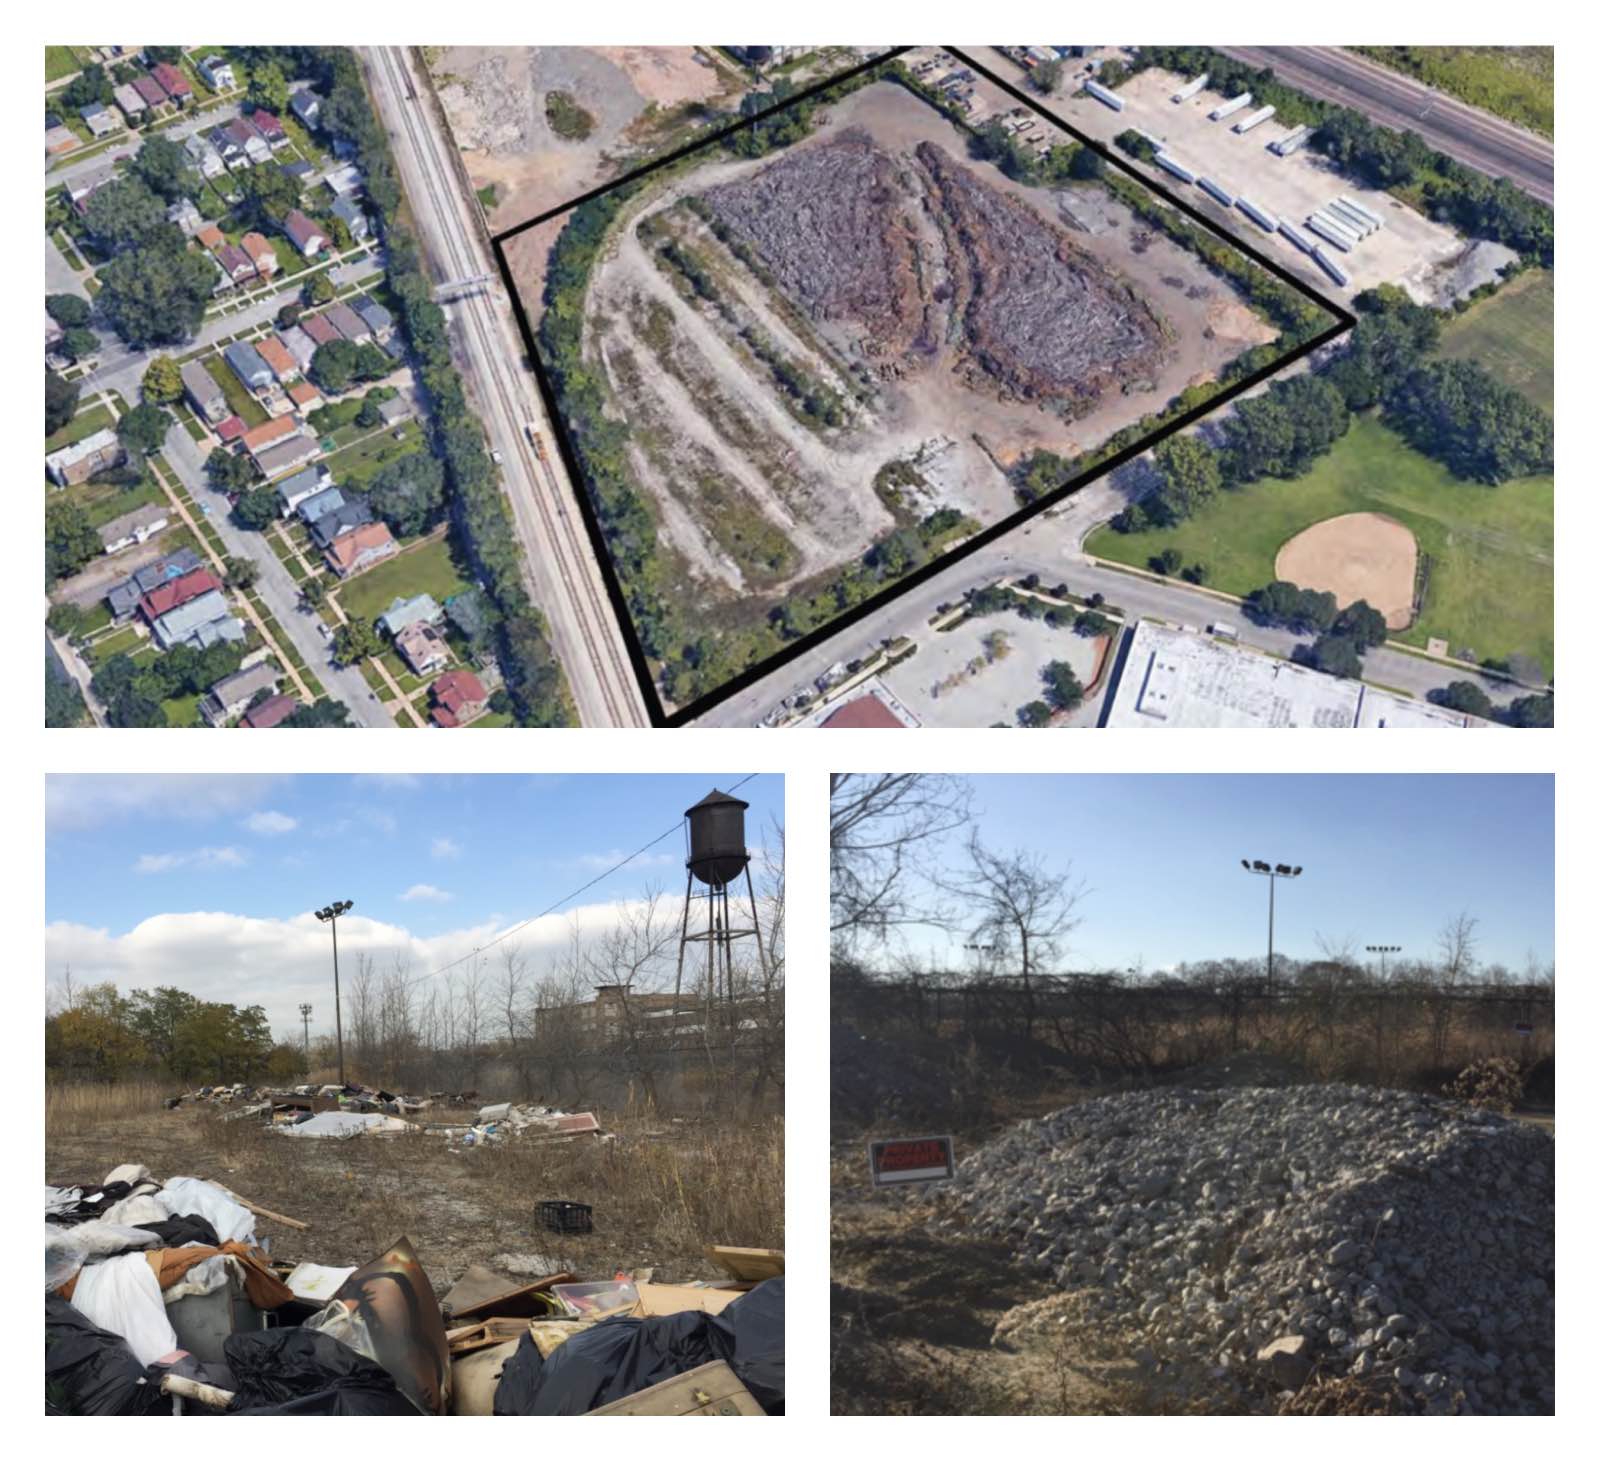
[1258,1334,1314,1388]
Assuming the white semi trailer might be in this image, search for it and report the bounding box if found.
[1209,92,1252,121]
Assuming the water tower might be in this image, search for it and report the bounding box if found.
[673,789,770,1038]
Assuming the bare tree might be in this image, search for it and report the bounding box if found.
[1428,912,1479,1065]
[830,774,970,943]
[958,831,1085,1039]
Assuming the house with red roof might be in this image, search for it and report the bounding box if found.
[241,694,299,728]
[429,670,488,727]
[283,209,328,259]
[325,520,398,578]
[137,567,222,626]
[149,61,192,105]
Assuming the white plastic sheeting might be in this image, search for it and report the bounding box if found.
[157,1176,257,1244]
[69,1251,178,1365]
[281,1111,413,1139]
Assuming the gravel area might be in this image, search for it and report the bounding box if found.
[932,1084,1553,1413]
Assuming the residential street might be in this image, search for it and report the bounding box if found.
[47,102,243,191]
[158,420,396,728]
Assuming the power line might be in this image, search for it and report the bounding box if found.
[406,774,761,986]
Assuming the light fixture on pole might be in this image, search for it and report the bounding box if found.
[1240,860,1302,997]
[1366,944,1401,979]
[313,900,353,1084]
[298,1002,313,1061]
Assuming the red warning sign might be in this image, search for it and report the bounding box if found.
[868,1135,956,1186]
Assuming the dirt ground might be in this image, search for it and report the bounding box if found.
[48,1105,783,1299]
[1275,510,1418,628]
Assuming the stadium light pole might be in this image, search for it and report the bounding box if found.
[1240,861,1303,997]
[298,1002,313,1062]
[1366,944,1402,980]
[314,900,354,1084]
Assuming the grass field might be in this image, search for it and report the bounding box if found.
[321,420,422,487]
[1086,415,1553,673]
[45,46,82,83]
[45,402,115,456]
[334,535,471,623]
[1355,46,1554,137]
[202,355,269,428]
[1438,269,1554,415]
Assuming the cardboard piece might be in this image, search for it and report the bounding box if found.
[632,1282,740,1317]
[585,1360,764,1416]
[528,1317,601,1357]
[450,1338,521,1416]
[703,1246,785,1283]
[442,1264,572,1321]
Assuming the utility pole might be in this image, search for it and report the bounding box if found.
[1240,860,1303,997]
[298,1003,313,1062]
[1366,944,1402,980]
[314,900,353,1084]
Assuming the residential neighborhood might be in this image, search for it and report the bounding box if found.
[45,44,532,729]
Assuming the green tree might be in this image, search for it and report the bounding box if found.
[224,555,260,589]
[310,338,361,393]
[238,163,302,229]
[205,447,259,493]
[1332,599,1388,651]
[1041,660,1085,713]
[46,368,80,437]
[304,271,336,307]
[282,698,354,727]
[130,134,199,202]
[1017,700,1053,727]
[233,486,280,529]
[46,293,93,328]
[333,617,380,665]
[117,401,172,456]
[61,327,100,364]
[1437,680,1494,718]
[1504,691,1553,728]
[45,669,88,728]
[46,602,86,639]
[248,60,291,115]
[45,499,102,585]
[1067,144,1106,180]
[98,241,217,347]
[142,354,184,404]
[1153,435,1222,520]
[1031,58,1062,94]
[1074,609,1111,638]
[83,177,172,253]
[368,453,445,537]
[1307,633,1364,679]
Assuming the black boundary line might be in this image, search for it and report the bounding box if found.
[491,46,1355,728]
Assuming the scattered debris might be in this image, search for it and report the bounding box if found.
[46,1162,784,1415]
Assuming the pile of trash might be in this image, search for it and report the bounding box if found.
[169,1084,601,1146]
[45,1163,783,1415]
[933,1085,1553,1414]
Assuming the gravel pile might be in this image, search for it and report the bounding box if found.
[935,1085,1553,1413]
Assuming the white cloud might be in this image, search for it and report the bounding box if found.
[48,776,283,833]
[431,837,463,861]
[244,810,298,836]
[44,897,698,1031]
[576,848,680,872]
[399,883,453,904]
[133,846,247,875]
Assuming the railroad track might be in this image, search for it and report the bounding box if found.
[367,46,646,727]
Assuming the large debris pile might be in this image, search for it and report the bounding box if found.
[935,1085,1552,1414]
[916,141,1168,406]
[702,130,929,358]
[45,1164,784,1416]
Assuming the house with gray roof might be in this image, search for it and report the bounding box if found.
[324,301,370,343]
[309,497,374,550]
[275,464,332,517]
[350,296,394,341]
[181,360,228,423]
[152,589,243,651]
[100,504,171,555]
[201,661,278,725]
[330,195,369,243]
[277,324,318,372]
[224,340,274,393]
[297,485,346,525]
[253,433,323,481]
[81,102,119,138]
[289,88,322,128]
[107,548,203,621]
[376,594,444,638]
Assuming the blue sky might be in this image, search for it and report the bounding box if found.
[45,774,781,1033]
[901,774,1553,974]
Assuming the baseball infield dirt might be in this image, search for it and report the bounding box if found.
[1274,511,1418,629]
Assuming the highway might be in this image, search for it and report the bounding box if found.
[362,46,648,727]
[1219,47,1554,206]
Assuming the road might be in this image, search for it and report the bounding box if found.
[158,419,395,727]
[693,480,1528,727]
[1218,47,1554,206]
[362,46,648,727]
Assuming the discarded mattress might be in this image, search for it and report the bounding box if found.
[280,1111,413,1139]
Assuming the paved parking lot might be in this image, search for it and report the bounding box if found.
[1036,63,1466,300]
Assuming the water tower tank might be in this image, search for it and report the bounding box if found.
[684,789,750,888]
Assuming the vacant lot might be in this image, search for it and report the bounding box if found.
[335,534,470,622]
[1438,268,1554,414]
[1088,416,1552,673]
[560,70,1281,692]
[47,1100,783,1296]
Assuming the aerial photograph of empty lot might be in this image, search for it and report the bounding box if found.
[480,47,1333,715]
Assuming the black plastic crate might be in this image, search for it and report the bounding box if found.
[536,1200,593,1234]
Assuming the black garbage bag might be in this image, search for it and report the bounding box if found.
[494,1278,784,1416]
[223,1327,416,1415]
[712,1277,784,1414]
[134,1214,221,1249]
[44,1295,166,1416]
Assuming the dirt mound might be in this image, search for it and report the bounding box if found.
[1274,512,1418,630]
[939,1084,1553,1414]
[916,142,1169,406]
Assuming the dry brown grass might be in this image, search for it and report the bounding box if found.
[45,1081,167,1140]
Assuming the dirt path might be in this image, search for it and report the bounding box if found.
[1275,510,1419,628]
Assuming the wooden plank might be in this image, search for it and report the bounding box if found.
[585,1360,764,1416]
[703,1245,784,1283]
